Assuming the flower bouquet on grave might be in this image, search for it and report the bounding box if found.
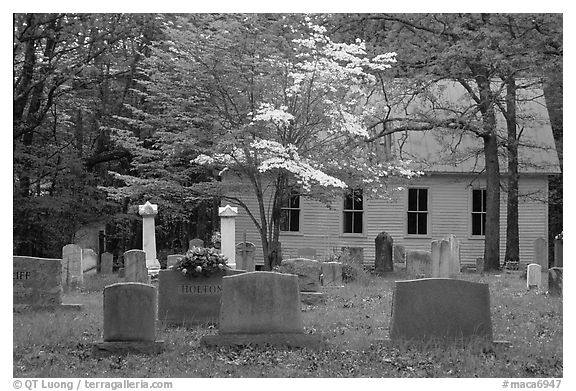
[175,246,229,278]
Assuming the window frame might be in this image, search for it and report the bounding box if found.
[279,190,301,233]
[406,187,430,236]
[470,188,487,237]
[342,188,365,235]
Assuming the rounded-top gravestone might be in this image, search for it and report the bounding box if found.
[375,231,393,273]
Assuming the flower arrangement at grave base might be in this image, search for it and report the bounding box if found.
[174,246,229,277]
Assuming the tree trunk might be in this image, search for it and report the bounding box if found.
[504,77,520,267]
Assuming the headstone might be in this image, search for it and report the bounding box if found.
[92,283,164,356]
[374,231,393,273]
[533,237,547,270]
[82,248,98,275]
[138,201,161,270]
[393,244,406,264]
[189,238,204,249]
[526,263,542,290]
[166,254,184,269]
[297,247,317,259]
[390,278,493,344]
[548,267,563,297]
[406,250,432,277]
[554,233,563,267]
[278,258,321,292]
[445,234,461,277]
[431,239,451,278]
[124,250,148,283]
[219,205,238,267]
[321,262,343,287]
[157,268,245,326]
[100,252,113,274]
[476,258,485,273]
[201,272,324,349]
[62,244,83,290]
[236,242,256,271]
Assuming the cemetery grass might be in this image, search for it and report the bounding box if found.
[13,270,562,378]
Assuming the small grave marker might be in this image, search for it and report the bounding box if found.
[526,263,542,290]
[124,250,148,283]
[100,252,113,274]
[375,231,393,273]
[236,242,256,271]
[406,250,432,277]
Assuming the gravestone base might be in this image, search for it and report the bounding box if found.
[13,303,83,312]
[376,337,511,353]
[300,292,326,305]
[200,333,324,350]
[92,340,165,357]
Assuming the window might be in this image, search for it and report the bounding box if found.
[280,191,300,232]
[471,189,487,236]
[407,188,428,235]
[343,188,363,234]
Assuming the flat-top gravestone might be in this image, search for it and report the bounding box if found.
[201,272,324,349]
[297,247,317,259]
[526,263,542,290]
[278,258,321,292]
[393,244,406,264]
[14,256,81,311]
[158,268,245,326]
[406,250,432,277]
[189,238,204,249]
[235,242,256,271]
[82,248,98,275]
[166,254,184,269]
[444,234,461,277]
[92,283,164,356]
[431,239,450,278]
[321,262,343,287]
[375,231,393,273]
[548,267,563,297]
[62,244,83,290]
[390,278,493,344]
[100,252,113,274]
[124,249,148,283]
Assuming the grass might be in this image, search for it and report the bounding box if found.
[13,267,562,378]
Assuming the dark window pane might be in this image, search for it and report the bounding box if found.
[344,191,353,210]
[472,190,482,212]
[290,194,300,208]
[472,214,482,235]
[290,210,300,231]
[353,189,363,210]
[407,212,417,234]
[408,189,418,211]
[417,213,427,235]
[418,189,427,211]
[353,212,363,233]
[482,213,486,235]
[482,190,487,212]
[343,211,353,233]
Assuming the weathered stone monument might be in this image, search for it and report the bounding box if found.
[236,242,256,271]
[321,262,343,287]
[431,239,450,278]
[390,278,493,344]
[444,234,461,277]
[533,237,547,270]
[100,252,114,274]
[406,250,432,277]
[375,231,393,273]
[62,244,83,290]
[92,283,164,356]
[189,238,204,249]
[526,263,542,290]
[201,272,324,349]
[158,268,245,326]
[124,250,148,283]
[82,248,98,275]
[297,247,317,259]
[393,244,406,264]
[548,267,563,297]
[219,205,238,268]
[139,201,161,271]
[14,256,81,311]
[277,258,325,304]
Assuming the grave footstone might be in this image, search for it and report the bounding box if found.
[236,242,256,271]
[14,256,82,311]
[390,278,493,344]
[100,252,113,274]
[201,272,324,349]
[82,248,98,275]
[62,244,83,290]
[92,283,164,356]
[548,267,563,297]
[158,268,245,326]
[526,263,542,290]
[393,244,406,264]
[124,250,148,283]
[406,250,432,277]
[375,231,393,273]
[189,238,204,249]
